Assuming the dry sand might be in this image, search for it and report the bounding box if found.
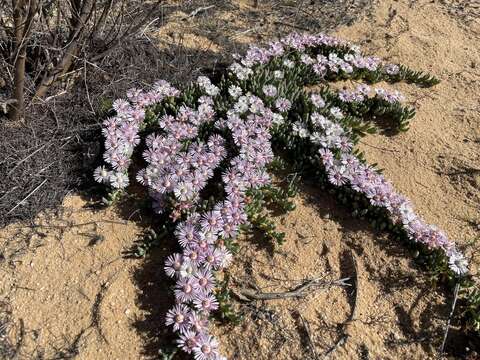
[0,0,479,359]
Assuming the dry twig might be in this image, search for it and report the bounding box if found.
[233,277,350,302]
[439,281,460,354]
[182,5,215,20]
[7,179,48,215]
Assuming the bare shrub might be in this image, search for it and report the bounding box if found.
[0,0,162,122]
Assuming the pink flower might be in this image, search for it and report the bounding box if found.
[174,277,197,303]
[275,98,292,112]
[176,223,199,249]
[164,253,184,278]
[177,330,199,353]
[193,334,219,360]
[193,292,219,313]
[188,312,209,333]
[165,304,191,332]
[193,269,216,293]
[328,168,348,186]
[200,211,224,234]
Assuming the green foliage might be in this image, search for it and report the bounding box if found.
[101,189,124,206]
[460,280,480,332]
[158,347,178,360]
[98,97,114,116]
[395,65,441,87]
[215,275,243,324]
[125,225,171,258]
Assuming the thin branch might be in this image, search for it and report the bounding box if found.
[233,277,350,301]
[90,0,113,37]
[7,178,48,215]
[34,0,95,98]
[273,20,310,32]
[7,141,51,176]
[90,0,163,62]
[440,281,460,354]
[182,5,215,20]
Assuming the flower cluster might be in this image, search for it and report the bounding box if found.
[137,100,218,217]
[292,94,468,275]
[338,84,405,104]
[94,80,180,189]
[229,33,355,81]
[95,31,474,358]
[228,32,400,84]
[159,88,275,359]
[228,31,467,275]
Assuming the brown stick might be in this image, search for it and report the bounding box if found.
[34,0,95,98]
[440,281,460,354]
[234,277,350,301]
[10,0,37,121]
[90,0,163,62]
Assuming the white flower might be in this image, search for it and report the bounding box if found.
[174,182,195,201]
[262,84,277,97]
[351,44,361,54]
[274,70,284,79]
[340,62,353,73]
[300,54,314,65]
[228,85,242,98]
[93,166,111,184]
[283,59,294,68]
[197,76,211,88]
[229,63,252,80]
[109,172,129,189]
[310,94,326,108]
[385,63,400,75]
[179,262,195,278]
[448,250,468,276]
[233,98,249,114]
[272,113,284,125]
[292,122,309,138]
[205,84,219,96]
[311,112,329,128]
[328,52,340,64]
[330,107,344,119]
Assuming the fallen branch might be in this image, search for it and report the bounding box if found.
[13,318,25,357]
[233,277,350,302]
[28,219,129,230]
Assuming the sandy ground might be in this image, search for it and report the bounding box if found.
[0,0,479,359]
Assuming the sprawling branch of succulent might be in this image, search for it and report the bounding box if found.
[94,32,478,359]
